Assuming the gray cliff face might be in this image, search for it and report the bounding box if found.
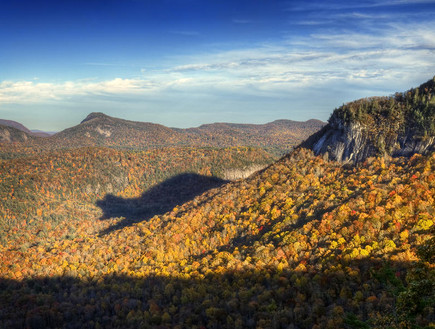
[394,135,435,157]
[304,115,435,163]
[0,125,30,143]
[308,116,376,163]
[302,76,435,163]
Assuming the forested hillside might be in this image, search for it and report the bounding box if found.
[0,146,273,246]
[184,119,325,155]
[1,148,433,328]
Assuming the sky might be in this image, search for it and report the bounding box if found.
[1,0,435,131]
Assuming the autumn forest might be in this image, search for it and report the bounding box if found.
[0,78,434,329]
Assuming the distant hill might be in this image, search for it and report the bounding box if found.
[52,112,182,148]
[303,76,435,163]
[0,113,325,153]
[0,124,33,143]
[185,119,325,153]
[49,112,325,154]
[0,119,32,134]
[0,119,52,138]
[30,129,55,137]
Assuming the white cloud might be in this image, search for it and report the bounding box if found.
[1,22,434,106]
[378,0,435,5]
[286,0,435,12]
[0,78,157,104]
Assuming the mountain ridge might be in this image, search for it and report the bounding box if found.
[0,112,325,154]
[44,113,325,154]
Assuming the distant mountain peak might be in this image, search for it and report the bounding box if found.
[81,112,111,124]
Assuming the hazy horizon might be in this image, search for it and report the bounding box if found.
[2,111,327,133]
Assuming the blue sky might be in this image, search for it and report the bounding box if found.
[1,0,435,131]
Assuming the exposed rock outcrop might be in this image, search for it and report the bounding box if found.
[394,135,435,157]
[0,125,31,143]
[305,117,375,163]
[223,164,268,180]
[304,116,435,163]
[302,76,435,163]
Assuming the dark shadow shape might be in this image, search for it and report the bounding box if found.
[0,258,428,329]
[97,173,227,235]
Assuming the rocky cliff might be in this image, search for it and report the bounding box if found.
[303,76,435,163]
[0,124,32,143]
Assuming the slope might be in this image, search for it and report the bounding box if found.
[1,148,433,328]
[303,76,435,163]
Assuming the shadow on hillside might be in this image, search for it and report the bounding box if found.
[0,257,427,329]
[97,173,227,235]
